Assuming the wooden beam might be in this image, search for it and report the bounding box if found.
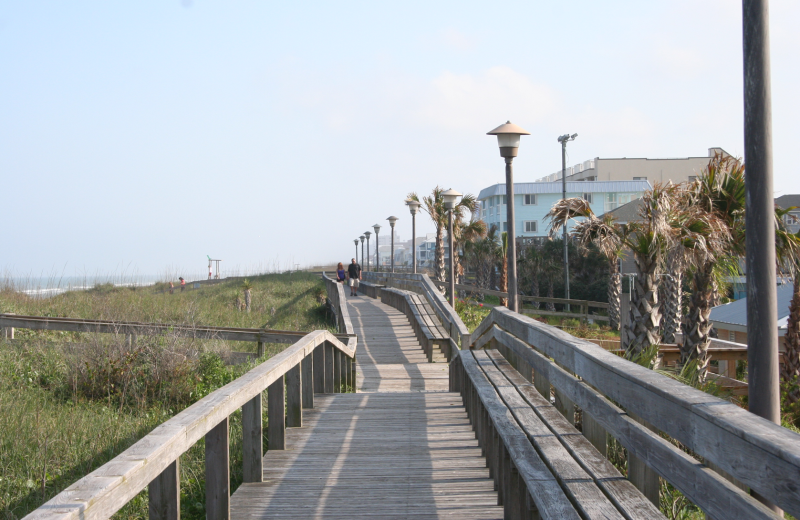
[268,376,285,451]
[205,418,229,520]
[301,356,314,408]
[148,460,179,520]
[241,394,262,483]
[285,364,301,428]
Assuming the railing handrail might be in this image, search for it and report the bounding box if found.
[427,279,610,309]
[469,306,800,518]
[24,330,354,520]
[321,272,355,337]
[0,313,354,344]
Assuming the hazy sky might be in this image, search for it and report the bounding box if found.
[2,1,798,278]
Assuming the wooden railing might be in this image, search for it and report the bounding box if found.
[23,330,356,520]
[361,272,469,346]
[460,305,800,519]
[428,279,609,322]
[322,272,355,336]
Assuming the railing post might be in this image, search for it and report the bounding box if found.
[205,418,230,520]
[627,413,660,507]
[301,355,314,408]
[324,342,334,393]
[148,460,179,520]
[268,376,285,450]
[582,413,607,457]
[313,344,325,393]
[286,364,302,428]
[345,355,352,391]
[257,341,264,358]
[242,393,263,483]
[333,349,342,393]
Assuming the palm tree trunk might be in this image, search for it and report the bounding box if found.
[662,271,682,344]
[435,227,446,282]
[245,289,252,313]
[530,275,540,310]
[607,260,621,331]
[546,281,555,312]
[680,262,714,379]
[624,254,662,359]
[781,276,800,403]
[499,260,508,307]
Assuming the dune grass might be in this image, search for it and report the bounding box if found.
[0,271,333,520]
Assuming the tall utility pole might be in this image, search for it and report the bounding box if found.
[558,133,577,312]
[743,2,779,512]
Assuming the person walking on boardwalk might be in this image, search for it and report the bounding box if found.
[179,277,185,292]
[347,258,361,296]
[336,262,347,283]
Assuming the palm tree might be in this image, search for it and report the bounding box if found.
[548,185,683,358]
[464,224,500,300]
[661,248,684,343]
[242,279,253,313]
[454,217,487,285]
[407,188,477,283]
[776,209,800,402]
[519,244,542,310]
[498,232,509,307]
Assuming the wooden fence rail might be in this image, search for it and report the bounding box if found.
[465,306,800,519]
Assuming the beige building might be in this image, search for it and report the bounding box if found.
[534,147,731,184]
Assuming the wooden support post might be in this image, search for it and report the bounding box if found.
[286,364,302,428]
[148,459,179,520]
[627,413,660,507]
[301,356,314,408]
[205,418,229,520]
[509,463,522,520]
[345,355,352,391]
[241,394,263,483]
[582,413,607,457]
[257,341,264,358]
[553,387,575,425]
[268,376,285,450]
[324,342,334,393]
[333,349,342,393]
[533,371,550,401]
[351,355,357,392]
[313,344,324,393]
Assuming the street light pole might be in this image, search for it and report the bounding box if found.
[364,231,371,272]
[406,199,421,274]
[442,189,462,308]
[488,121,530,313]
[743,6,780,514]
[360,236,365,268]
[353,239,359,265]
[373,224,381,272]
[558,133,578,312]
[387,216,398,273]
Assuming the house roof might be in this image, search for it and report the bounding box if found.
[477,180,651,200]
[709,282,795,330]
[605,198,644,223]
[775,194,800,210]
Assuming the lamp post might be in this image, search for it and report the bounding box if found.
[372,224,381,271]
[442,189,462,307]
[406,199,421,274]
[364,231,371,271]
[487,121,530,313]
[558,133,578,312]
[360,235,365,267]
[387,216,398,273]
[353,239,359,264]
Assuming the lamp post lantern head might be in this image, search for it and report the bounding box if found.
[387,216,398,228]
[354,239,359,246]
[360,235,365,243]
[372,223,381,234]
[558,133,578,144]
[442,188,462,211]
[405,199,421,215]
[487,121,531,158]
[364,231,371,238]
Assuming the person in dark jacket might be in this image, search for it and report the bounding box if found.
[346,258,361,296]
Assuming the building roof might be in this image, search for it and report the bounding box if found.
[709,282,795,331]
[606,198,644,223]
[775,194,800,210]
[478,180,651,200]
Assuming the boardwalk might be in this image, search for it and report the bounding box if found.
[231,293,503,519]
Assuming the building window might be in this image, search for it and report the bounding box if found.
[728,330,736,342]
[633,176,647,181]
[582,193,593,204]
[523,194,537,205]
[688,176,697,182]
[502,195,507,205]
[524,221,538,233]
[502,222,507,232]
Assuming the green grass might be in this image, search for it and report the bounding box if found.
[0,272,333,519]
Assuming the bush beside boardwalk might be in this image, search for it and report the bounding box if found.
[0,272,333,520]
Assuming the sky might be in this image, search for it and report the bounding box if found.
[1,1,799,278]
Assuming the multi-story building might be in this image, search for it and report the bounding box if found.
[775,194,800,234]
[476,180,650,237]
[533,147,730,184]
